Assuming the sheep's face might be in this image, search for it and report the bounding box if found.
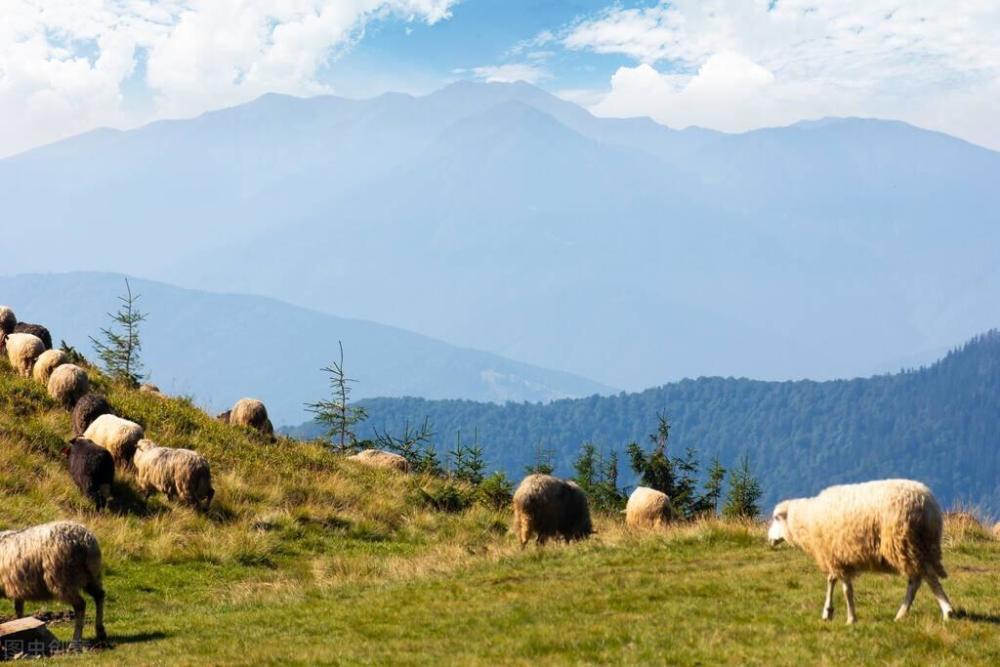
[768,502,790,546]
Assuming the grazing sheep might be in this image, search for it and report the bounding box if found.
[32,348,68,384]
[625,486,673,530]
[768,479,953,624]
[346,448,410,472]
[0,306,15,334]
[83,414,144,468]
[47,364,89,408]
[228,398,274,437]
[215,409,232,424]
[12,322,52,350]
[65,438,114,510]
[4,332,45,377]
[0,521,106,643]
[72,393,111,437]
[139,382,166,398]
[133,439,214,510]
[512,474,593,547]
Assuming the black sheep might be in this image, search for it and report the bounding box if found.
[72,393,111,437]
[65,437,115,510]
[13,322,52,350]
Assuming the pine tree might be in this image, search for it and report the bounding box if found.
[306,341,368,453]
[90,278,147,386]
[524,441,555,475]
[572,442,598,494]
[723,453,763,519]
[701,455,727,515]
[373,417,433,465]
[627,411,676,496]
[451,430,486,485]
[671,446,701,518]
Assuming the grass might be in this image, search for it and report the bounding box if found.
[2,359,1000,664]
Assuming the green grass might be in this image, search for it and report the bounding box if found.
[2,360,1000,665]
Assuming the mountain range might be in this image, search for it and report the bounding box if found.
[290,331,1000,515]
[1,81,998,390]
[0,273,608,423]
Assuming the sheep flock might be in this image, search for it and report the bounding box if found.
[0,300,996,655]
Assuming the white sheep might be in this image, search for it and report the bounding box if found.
[768,479,954,623]
[47,363,89,408]
[227,398,274,437]
[625,486,673,530]
[0,521,106,643]
[346,449,411,472]
[32,348,68,384]
[83,413,144,469]
[134,439,214,510]
[4,332,45,377]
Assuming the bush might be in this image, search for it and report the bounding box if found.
[476,471,513,509]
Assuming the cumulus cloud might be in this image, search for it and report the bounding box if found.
[0,0,458,157]
[562,0,1000,148]
[471,63,550,84]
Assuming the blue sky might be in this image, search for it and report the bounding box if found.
[2,1,999,157]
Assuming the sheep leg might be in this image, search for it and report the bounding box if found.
[69,594,86,644]
[895,576,922,621]
[841,578,857,624]
[14,599,24,618]
[86,582,107,641]
[822,575,837,621]
[925,574,954,619]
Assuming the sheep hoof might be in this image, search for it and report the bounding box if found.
[822,608,834,621]
[846,617,856,625]
[942,609,954,621]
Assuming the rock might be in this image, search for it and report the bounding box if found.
[0,617,59,659]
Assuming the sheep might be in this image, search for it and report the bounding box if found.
[0,305,15,335]
[512,474,593,547]
[32,348,68,384]
[64,437,115,510]
[0,521,106,643]
[83,414,144,469]
[346,448,410,472]
[4,332,45,377]
[228,398,274,437]
[139,382,166,398]
[133,439,214,510]
[215,409,232,424]
[47,363,89,408]
[72,393,111,437]
[767,479,953,624]
[993,522,1000,540]
[12,322,52,350]
[625,486,673,530]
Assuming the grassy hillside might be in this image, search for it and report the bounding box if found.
[2,357,1000,664]
[296,331,1000,514]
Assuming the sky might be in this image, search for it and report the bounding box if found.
[2,1,999,158]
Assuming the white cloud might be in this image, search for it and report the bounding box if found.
[562,1,1000,148]
[471,63,549,84]
[0,0,458,157]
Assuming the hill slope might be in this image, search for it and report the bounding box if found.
[0,273,610,423]
[1,359,998,664]
[291,331,1000,513]
[2,82,998,388]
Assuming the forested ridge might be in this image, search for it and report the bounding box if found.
[288,331,1000,513]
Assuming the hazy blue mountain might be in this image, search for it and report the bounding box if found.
[1,81,998,390]
[288,331,1000,515]
[0,273,610,423]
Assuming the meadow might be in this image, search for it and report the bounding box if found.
[1,362,999,665]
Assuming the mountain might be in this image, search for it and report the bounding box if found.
[2,82,998,389]
[0,273,610,423]
[289,331,1000,515]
